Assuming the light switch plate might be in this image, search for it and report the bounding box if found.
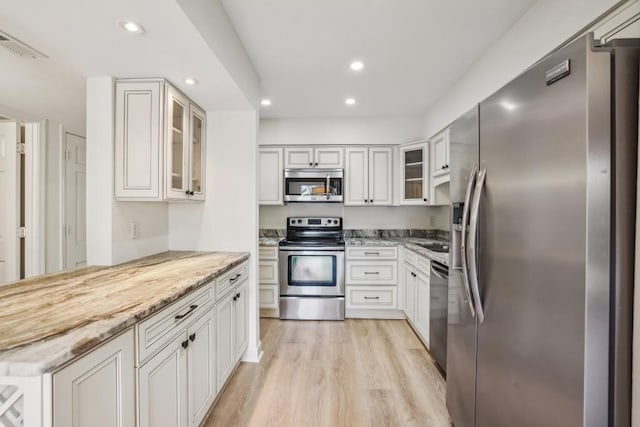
[130,221,139,240]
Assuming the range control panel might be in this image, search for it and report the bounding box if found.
[288,217,342,227]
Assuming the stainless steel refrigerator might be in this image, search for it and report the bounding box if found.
[447,34,639,427]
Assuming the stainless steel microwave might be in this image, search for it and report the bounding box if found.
[283,169,344,203]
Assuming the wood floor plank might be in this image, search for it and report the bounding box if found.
[203,319,451,427]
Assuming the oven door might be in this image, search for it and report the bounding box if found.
[279,249,345,297]
[283,169,343,202]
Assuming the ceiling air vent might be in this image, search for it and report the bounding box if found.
[0,31,47,59]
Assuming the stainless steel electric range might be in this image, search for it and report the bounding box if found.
[278,217,345,320]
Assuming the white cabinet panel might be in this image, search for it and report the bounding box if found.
[404,266,416,324]
[215,292,235,392]
[369,147,393,205]
[259,148,284,205]
[234,282,249,360]
[259,285,279,309]
[346,261,398,285]
[115,81,163,200]
[346,246,397,260]
[346,286,397,309]
[53,329,135,427]
[138,333,188,427]
[345,147,368,206]
[415,272,430,347]
[284,147,314,168]
[259,260,278,284]
[258,246,278,260]
[188,104,206,201]
[315,147,344,168]
[431,128,449,177]
[166,86,190,200]
[187,309,216,427]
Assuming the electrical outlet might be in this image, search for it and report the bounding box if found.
[429,216,436,227]
[130,221,139,240]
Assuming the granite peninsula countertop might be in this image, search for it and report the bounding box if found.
[0,251,249,376]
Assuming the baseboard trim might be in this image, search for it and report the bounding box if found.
[346,309,406,319]
[242,340,263,363]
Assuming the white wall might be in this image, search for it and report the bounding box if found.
[169,110,261,363]
[423,0,626,138]
[259,116,424,146]
[260,205,449,230]
[86,77,169,266]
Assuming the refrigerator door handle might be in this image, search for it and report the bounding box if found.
[468,164,486,323]
[460,164,478,317]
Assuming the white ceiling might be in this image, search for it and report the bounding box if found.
[0,0,255,132]
[221,0,536,118]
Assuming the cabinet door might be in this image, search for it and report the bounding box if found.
[404,267,416,324]
[314,147,344,168]
[187,308,216,427]
[234,282,249,360]
[259,148,284,204]
[166,86,190,200]
[215,292,235,392]
[114,80,163,200]
[415,272,430,347]
[188,104,206,201]
[345,147,369,206]
[400,142,429,205]
[431,129,449,177]
[284,147,314,168]
[53,329,135,427]
[138,333,188,427]
[368,147,393,205]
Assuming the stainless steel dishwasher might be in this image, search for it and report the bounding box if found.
[430,260,449,373]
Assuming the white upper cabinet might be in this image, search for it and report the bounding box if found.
[431,128,450,177]
[114,80,164,200]
[399,141,429,205]
[259,148,284,205]
[345,147,392,206]
[284,147,344,168]
[115,78,206,202]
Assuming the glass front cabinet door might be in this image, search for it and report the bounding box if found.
[166,87,190,199]
[188,104,206,201]
[400,141,429,205]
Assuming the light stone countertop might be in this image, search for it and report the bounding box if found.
[258,237,284,247]
[0,251,249,376]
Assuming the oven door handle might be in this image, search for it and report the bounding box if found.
[279,248,345,255]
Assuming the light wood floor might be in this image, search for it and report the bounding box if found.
[203,319,450,427]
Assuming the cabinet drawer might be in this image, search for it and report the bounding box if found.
[347,246,397,260]
[259,260,278,284]
[136,284,213,365]
[346,261,398,285]
[216,262,249,299]
[346,287,397,309]
[405,249,431,276]
[259,246,278,260]
[259,285,279,309]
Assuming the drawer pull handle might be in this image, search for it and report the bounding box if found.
[364,252,380,255]
[364,296,380,300]
[229,273,242,283]
[175,304,198,320]
[364,272,380,275]
[189,333,196,342]
[181,340,189,349]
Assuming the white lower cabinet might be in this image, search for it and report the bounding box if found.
[403,250,431,347]
[259,246,279,317]
[53,329,136,427]
[138,333,188,427]
[187,309,216,427]
[216,279,249,392]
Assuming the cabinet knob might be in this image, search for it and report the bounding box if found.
[185,190,190,195]
[309,162,313,166]
[369,199,373,203]
[315,162,318,167]
[181,340,189,349]
[364,199,368,203]
[189,333,196,342]
[423,198,427,202]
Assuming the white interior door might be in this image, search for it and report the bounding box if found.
[65,132,86,269]
[0,122,19,284]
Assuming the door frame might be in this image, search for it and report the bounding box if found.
[24,121,46,277]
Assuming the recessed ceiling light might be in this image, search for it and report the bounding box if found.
[119,21,144,34]
[350,61,364,71]
[345,97,356,106]
[184,78,197,85]
[261,99,272,106]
